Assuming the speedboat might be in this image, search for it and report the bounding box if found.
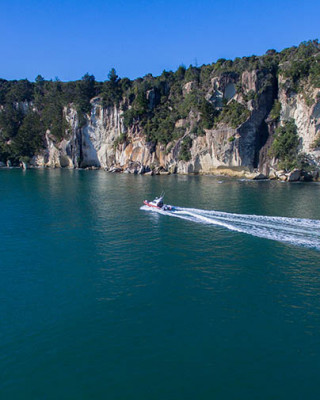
[143,193,175,211]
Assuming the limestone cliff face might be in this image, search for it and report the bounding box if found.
[31,71,320,176]
[278,76,320,158]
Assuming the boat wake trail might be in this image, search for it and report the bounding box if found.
[141,205,320,250]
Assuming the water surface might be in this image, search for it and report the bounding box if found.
[1,169,320,399]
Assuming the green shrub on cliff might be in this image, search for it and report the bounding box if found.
[75,73,96,116]
[146,113,176,145]
[41,83,70,140]
[12,111,44,159]
[113,132,127,149]
[5,79,34,103]
[191,124,205,137]
[199,99,220,129]
[310,54,320,87]
[184,66,200,83]
[175,65,186,80]
[270,119,299,170]
[280,40,320,90]
[216,100,250,128]
[269,100,281,122]
[102,68,123,107]
[179,136,192,161]
[122,87,150,128]
[0,104,24,140]
[312,134,320,149]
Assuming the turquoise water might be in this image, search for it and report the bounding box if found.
[1,169,320,399]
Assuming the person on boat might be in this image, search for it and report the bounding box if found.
[155,196,164,207]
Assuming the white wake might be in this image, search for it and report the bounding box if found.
[141,205,320,250]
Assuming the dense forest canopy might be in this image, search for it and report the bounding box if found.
[0,40,319,164]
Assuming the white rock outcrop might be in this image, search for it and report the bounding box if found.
[28,74,320,179]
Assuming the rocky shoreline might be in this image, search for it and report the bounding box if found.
[1,160,319,182]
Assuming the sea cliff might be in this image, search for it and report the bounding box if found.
[1,40,320,181]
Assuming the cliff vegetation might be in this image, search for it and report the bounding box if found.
[0,40,320,179]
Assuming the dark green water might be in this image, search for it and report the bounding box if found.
[1,169,320,399]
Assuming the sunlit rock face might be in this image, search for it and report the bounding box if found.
[30,71,320,177]
[279,76,320,154]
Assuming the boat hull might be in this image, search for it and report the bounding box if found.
[143,200,161,209]
[143,200,174,211]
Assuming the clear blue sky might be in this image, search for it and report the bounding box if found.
[1,0,319,82]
